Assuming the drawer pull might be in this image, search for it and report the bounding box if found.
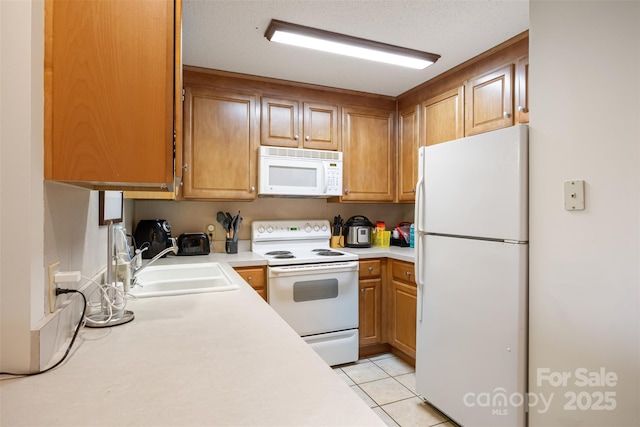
[368,266,373,272]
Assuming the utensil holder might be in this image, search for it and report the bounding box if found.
[330,235,344,248]
[225,239,238,254]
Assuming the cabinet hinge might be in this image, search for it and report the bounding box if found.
[182,88,185,102]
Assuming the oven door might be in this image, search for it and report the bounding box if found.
[267,261,359,336]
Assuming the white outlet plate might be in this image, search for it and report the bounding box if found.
[48,261,61,313]
[564,180,585,211]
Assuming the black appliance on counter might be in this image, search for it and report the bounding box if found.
[134,219,173,259]
[177,233,210,256]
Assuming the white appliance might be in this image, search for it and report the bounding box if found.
[258,146,343,197]
[414,125,528,427]
[251,220,359,366]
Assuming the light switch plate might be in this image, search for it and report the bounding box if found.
[564,180,585,211]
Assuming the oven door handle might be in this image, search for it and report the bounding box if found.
[269,261,359,276]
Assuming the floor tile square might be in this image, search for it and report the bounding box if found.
[349,385,377,408]
[373,355,414,376]
[381,396,448,426]
[372,407,399,427]
[368,352,395,361]
[359,377,415,406]
[342,360,390,384]
[394,372,417,394]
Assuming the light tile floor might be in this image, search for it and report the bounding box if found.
[334,353,455,427]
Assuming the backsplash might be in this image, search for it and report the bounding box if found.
[132,198,414,251]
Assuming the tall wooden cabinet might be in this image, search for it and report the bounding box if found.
[261,97,339,150]
[44,0,180,190]
[341,106,395,202]
[359,259,384,346]
[397,105,420,202]
[182,86,258,200]
[388,260,417,358]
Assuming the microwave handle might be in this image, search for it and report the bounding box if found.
[322,162,328,193]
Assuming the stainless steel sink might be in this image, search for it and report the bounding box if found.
[129,262,239,298]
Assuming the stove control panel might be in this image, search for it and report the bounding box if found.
[252,220,330,241]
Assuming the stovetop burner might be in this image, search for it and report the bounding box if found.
[314,250,345,256]
[273,254,296,259]
[266,251,293,256]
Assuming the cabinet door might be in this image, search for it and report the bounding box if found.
[397,104,420,202]
[422,86,464,146]
[516,56,529,124]
[234,266,267,301]
[182,87,258,200]
[341,106,394,202]
[302,103,339,150]
[465,64,514,136]
[359,277,382,346]
[389,279,417,358]
[44,0,175,188]
[261,97,300,147]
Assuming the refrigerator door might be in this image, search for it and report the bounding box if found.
[416,234,527,427]
[422,124,528,241]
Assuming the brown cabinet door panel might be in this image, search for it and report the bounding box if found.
[397,105,419,202]
[466,64,514,136]
[359,278,382,345]
[183,87,257,199]
[261,97,300,147]
[303,103,339,150]
[422,86,464,146]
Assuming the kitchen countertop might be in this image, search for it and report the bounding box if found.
[0,263,384,426]
[179,241,416,267]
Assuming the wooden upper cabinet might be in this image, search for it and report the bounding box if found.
[302,103,339,150]
[261,97,300,148]
[44,0,177,189]
[422,86,464,146]
[516,55,529,124]
[182,86,258,200]
[341,106,394,202]
[261,97,339,150]
[397,104,420,203]
[465,64,514,136]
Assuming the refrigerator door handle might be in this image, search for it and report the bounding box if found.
[414,148,426,322]
[416,233,424,322]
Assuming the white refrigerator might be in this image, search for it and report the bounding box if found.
[414,124,528,427]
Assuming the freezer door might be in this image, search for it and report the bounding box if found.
[423,124,528,241]
[415,235,527,427]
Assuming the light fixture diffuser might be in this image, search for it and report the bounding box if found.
[265,20,440,70]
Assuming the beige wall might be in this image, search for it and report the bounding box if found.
[133,198,413,251]
[529,1,639,425]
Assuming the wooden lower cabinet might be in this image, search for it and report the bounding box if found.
[358,259,384,346]
[234,266,266,301]
[388,260,417,359]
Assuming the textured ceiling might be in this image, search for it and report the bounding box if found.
[183,0,529,97]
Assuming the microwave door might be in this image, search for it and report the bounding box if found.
[261,159,322,196]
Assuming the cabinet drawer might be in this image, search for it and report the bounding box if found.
[391,260,415,285]
[359,259,382,279]
[234,267,266,289]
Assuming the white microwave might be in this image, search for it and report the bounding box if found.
[258,146,343,197]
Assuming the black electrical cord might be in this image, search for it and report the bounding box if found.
[0,289,86,378]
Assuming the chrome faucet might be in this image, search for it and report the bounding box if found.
[131,239,178,286]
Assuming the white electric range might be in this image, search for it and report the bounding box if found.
[251,219,359,366]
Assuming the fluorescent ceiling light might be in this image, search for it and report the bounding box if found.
[265,20,440,70]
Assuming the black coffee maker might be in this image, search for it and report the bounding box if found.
[134,219,173,259]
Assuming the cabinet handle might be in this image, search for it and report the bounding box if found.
[406,271,411,277]
[183,163,188,171]
[344,188,349,194]
[294,134,299,140]
[368,266,373,272]
[412,188,416,193]
[360,288,364,294]
[247,276,252,282]
[503,111,510,118]
[250,186,255,192]
[518,106,528,113]
[305,136,310,141]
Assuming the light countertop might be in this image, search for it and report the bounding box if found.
[0,264,384,426]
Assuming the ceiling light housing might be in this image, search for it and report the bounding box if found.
[265,19,440,70]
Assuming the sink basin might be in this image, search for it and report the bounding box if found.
[129,262,239,298]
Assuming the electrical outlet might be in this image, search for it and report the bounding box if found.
[48,261,61,313]
[207,224,215,234]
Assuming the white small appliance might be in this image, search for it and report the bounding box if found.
[258,146,342,197]
[414,125,528,427]
[251,219,359,366]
